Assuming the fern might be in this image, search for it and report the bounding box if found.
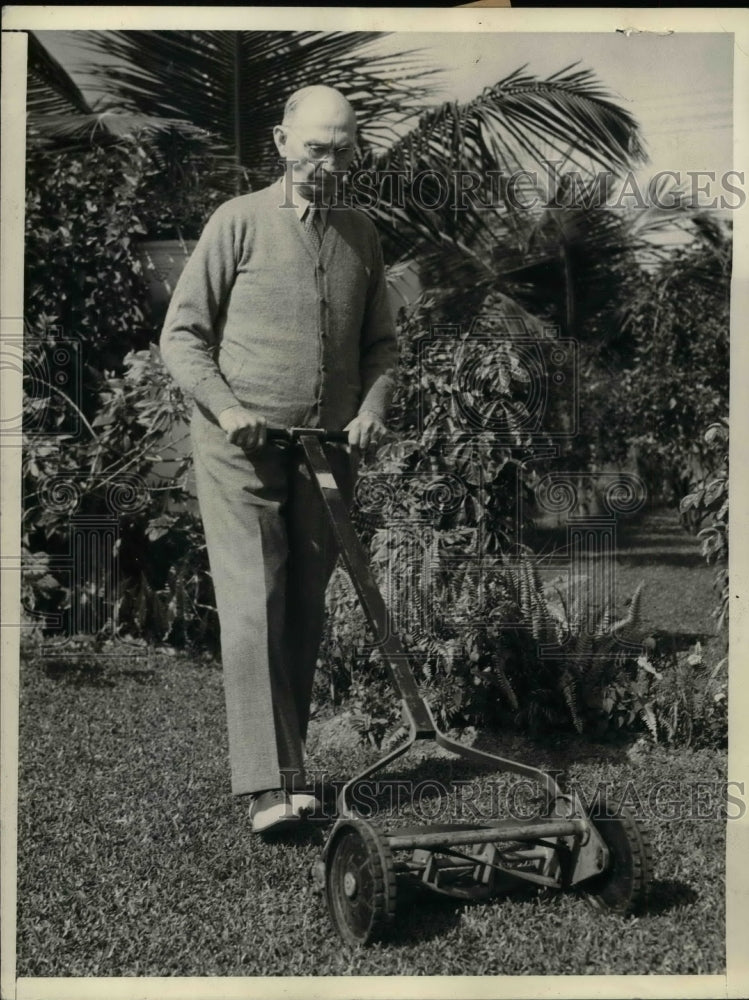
[611,579,645,644]
[518,561,532,618]
[640,701,659,743]
[529,579,547,640]
[571,602,584,637]
[569,628,594,676]
[495,664,519,710]
[513,555,560,646]
[559,667,583,733]
[598,601,612,636]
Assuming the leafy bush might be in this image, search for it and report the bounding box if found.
[680,419,729,632]
[128,129,241,241]
[314,292,545,739]
[597,229,730,504]
[630,641,727,750]
[25,136,157,375]
[22,130,230,647]
[383,292,562,548]
[23,346,217,648]
[319,545,727,750]
[316,293,727,749]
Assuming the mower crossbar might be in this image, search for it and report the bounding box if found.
[386,818,586,850]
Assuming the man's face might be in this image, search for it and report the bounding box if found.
[274,98,357,203]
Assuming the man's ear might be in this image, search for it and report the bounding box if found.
[272,125,287,157]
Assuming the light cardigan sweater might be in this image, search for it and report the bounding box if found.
[159,179,397,431]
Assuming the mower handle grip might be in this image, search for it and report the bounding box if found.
[266,426,350,445]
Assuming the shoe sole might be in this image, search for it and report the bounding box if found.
[250,806,319,835]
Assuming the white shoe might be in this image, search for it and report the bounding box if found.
[289,792,319,816]
[248,789,320,834]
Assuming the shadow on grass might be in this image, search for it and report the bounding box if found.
[117,667,158,683]
[41,661,116,688]
[648,630,716,653]
[646,878,698,915]
[387,892,464,945]
[524,505,705,570]
[386,877,698,945]
[615,551,706,568]
[39,660,158,687]
[259,823,327,848]
[334,757,488,821]
[471,728,632,768]
[387,883,541,947]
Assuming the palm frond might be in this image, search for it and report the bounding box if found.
[27,29,93,120]
[27,32,211,152]
[28,110,207,144]
[76,30,439,183]
[361,63,645,264]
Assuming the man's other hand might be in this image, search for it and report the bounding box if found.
[344,411,388,452]
[218,405,267,453]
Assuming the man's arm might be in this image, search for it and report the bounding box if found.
[358,230,398,420]
[159,201,244,421]
[345,227,398,450]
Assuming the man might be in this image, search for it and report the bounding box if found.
[159,85,397,833]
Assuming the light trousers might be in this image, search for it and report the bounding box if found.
[190,405,353,796]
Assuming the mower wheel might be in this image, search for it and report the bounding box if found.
[325,819,397,945]
[581,791,653,915]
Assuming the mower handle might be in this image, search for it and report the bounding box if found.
[266,426,350,445]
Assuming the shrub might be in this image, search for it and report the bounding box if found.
[680,419,729,632]
[24,136,157,376]
[632,642,727,750]
[318,294,727,749]
[597,231,730,505]
[319,537,727,750]
[22,130,230,647]
[23,346,217,648]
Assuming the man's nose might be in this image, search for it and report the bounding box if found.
[314,162,340,183]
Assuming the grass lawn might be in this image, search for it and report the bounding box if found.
[15,507,727,977]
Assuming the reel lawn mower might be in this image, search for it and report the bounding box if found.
[267,427,653,946]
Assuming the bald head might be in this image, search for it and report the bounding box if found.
[282,85,356,130]
[274,84,358,203]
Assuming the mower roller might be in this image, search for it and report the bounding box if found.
[267,427,653,946]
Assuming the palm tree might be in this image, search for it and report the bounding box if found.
[30,30,657,323]
[29,30,667,350]
[487,172,707,340]
[75,30,439,191]
[26,30,202,150]
[27,30,94,121]
[358,63,645,258]
[72,32,646,246]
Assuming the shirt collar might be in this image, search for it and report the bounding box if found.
[276,176,329,225]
